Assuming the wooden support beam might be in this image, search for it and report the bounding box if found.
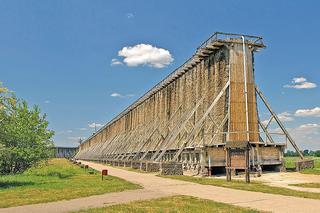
[133,106,182,160]
[170,81,229,162]
[255,85,304,159]
[258,120,274,143]
[121,119,159,160]
[150,97,204,161]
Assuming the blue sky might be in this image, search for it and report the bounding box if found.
[0,1,319,150]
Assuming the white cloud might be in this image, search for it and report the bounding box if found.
[267,124,320,150]
[68,136,84,142]
[111,58,123,66]
[117,44,174,68]
[292,77,306,83]
[110,92,135,98]
[126,13,134,19]
[268,127,283,134]
[277,112,294,122]
[263,119,320,150]
[88,122,104,128]
[295,107,320,117]
[291,82,317,89]
[79,127,88,131]
[44,100,50,104]
[298,123,320,129]
[55,130,73,135]
[261,112,293,126]
[261,119,269,126]
[55,131,65,135]
[284,77,317,89]
[290,123,320,150]
[111,92,122,97]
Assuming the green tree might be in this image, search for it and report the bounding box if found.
[0,82,54,174]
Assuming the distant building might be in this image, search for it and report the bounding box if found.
[54,146,78,158]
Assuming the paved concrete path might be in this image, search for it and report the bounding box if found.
[1,160,320,213]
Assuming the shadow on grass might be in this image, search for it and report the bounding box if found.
[0,181,35,189]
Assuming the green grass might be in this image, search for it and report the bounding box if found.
[0,158,141,208]
[285,156,320,175]
[160,175,320,200]
[289,183,320,188]
[75,195,262,213]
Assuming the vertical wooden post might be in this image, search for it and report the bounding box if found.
[245,148,250,183]
[226,148,231,181]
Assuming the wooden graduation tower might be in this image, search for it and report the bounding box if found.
[75,32,303,176]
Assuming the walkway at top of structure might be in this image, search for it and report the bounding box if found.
[84,32,265,143]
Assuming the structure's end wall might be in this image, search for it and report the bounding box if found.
[229,42,259,142]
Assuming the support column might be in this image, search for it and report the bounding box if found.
[200,147,208,176]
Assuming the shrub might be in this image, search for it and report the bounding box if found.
[0,82,54,174]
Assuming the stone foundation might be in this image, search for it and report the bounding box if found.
[131,161,140,169]
[140,162,147,171]
[118,161,124,167]
[111,160,119,167]
[146,162,160,172]
[295,159,314,171]
[160,162,183,175]
[124,161,131,167]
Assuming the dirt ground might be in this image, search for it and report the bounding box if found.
[256,172,320,193]
[226,172,320,193]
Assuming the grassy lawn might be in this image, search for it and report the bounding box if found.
[285,156,320,175]
[75,195,262,213]
[289,183,320,188]
[160,175,320,200]
[0,158,141,208]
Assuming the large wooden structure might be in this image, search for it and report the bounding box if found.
[75,32,303,175]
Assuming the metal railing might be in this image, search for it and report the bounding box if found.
[198,32,264,50]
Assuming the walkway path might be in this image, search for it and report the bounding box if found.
[1,160,320,213]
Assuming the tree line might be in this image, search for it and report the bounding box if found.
[0,82,54,174]
[285,150,320,157]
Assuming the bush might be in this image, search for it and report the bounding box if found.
[0,82,54,174]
